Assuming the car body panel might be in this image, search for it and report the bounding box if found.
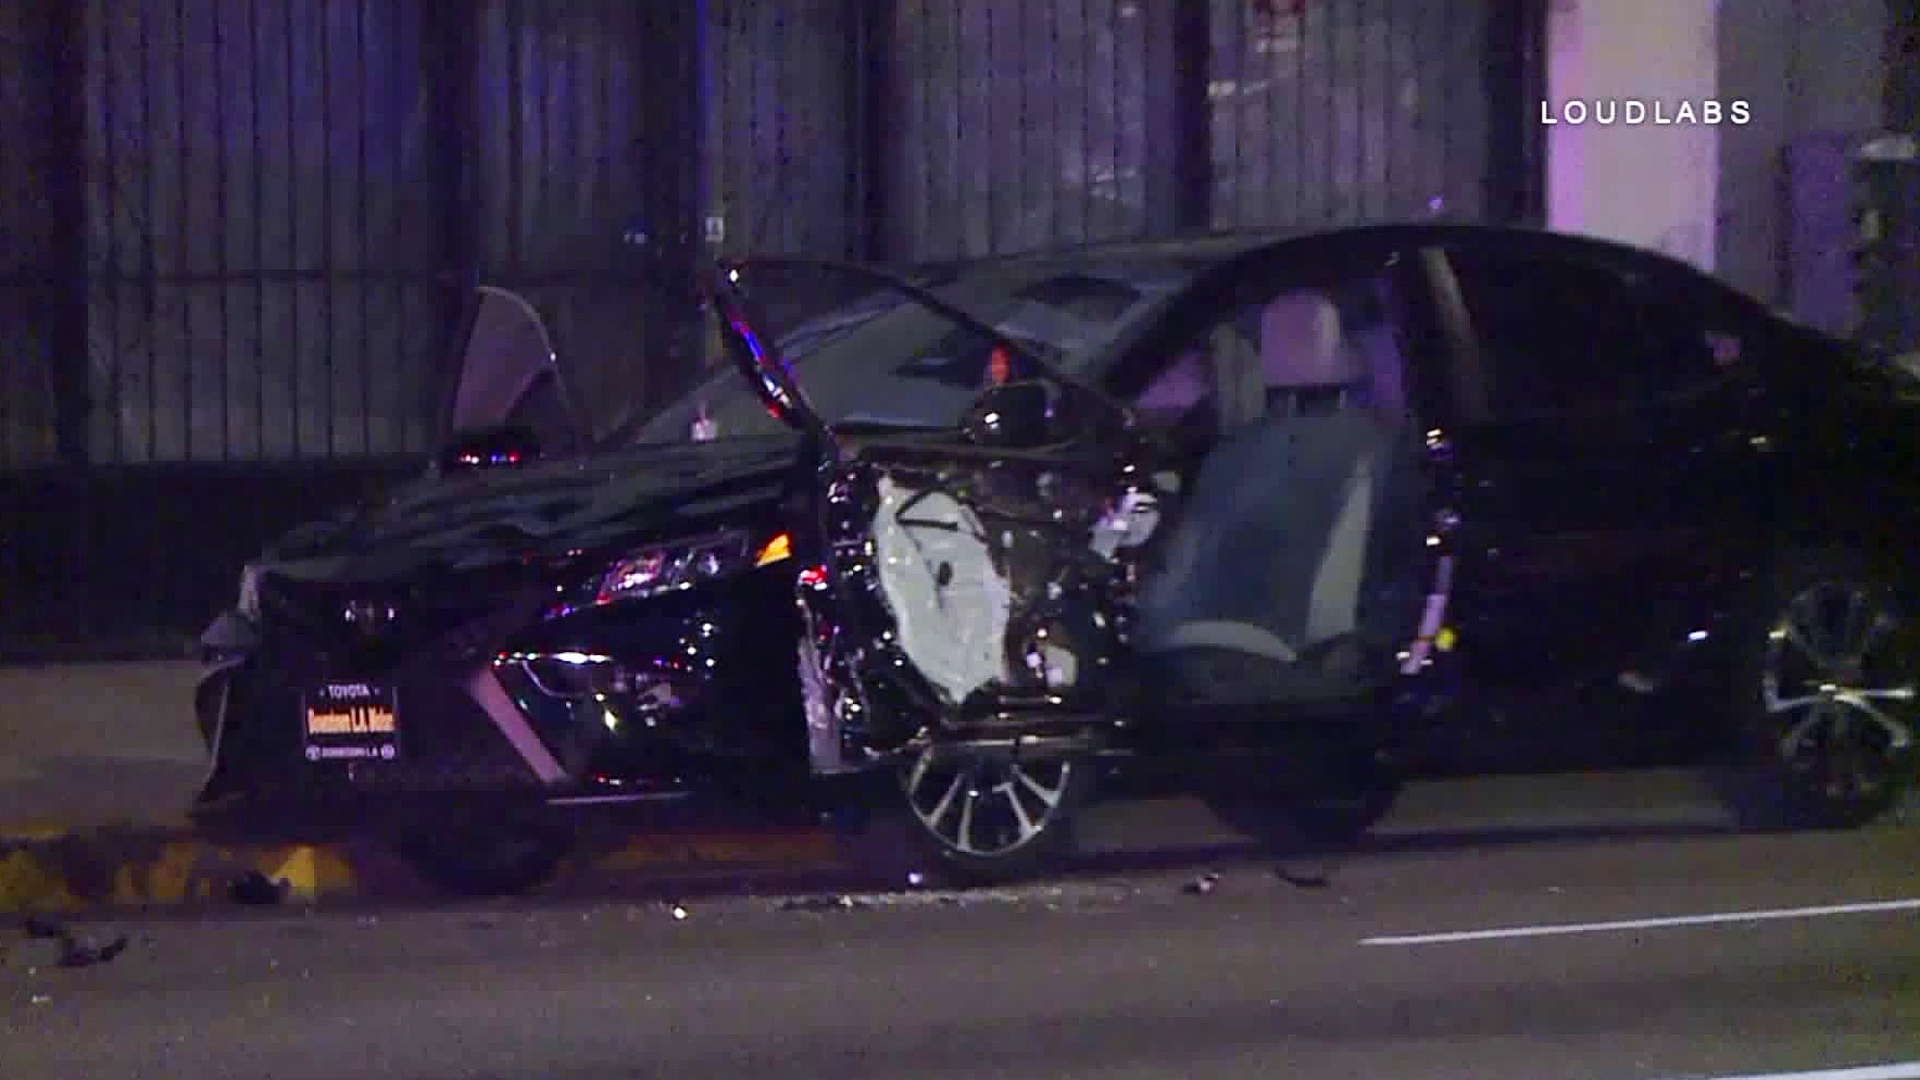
[193,224,1920,831]
[1409,241,1777,698]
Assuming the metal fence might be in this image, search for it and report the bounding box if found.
[867,0,1535,261]
[704,0,1540,262]
[18,0,702,467]
[0,2,81,467]
[470,0,703,444]
[0,0,1543,658]
[80,0,442,463]
[6,0,1542,468]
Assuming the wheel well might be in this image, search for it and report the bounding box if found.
[1770,483,1920,609]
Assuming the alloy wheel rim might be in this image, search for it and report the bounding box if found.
[1761,580,1917,800]
[901,750,1074,858]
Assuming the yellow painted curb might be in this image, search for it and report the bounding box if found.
[1,821,844,913]
[0,848,89,913]
[0,816,195,843]
[0,830,364,914]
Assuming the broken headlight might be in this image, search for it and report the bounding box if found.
[595,532,760,605]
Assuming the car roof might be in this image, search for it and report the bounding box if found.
[905,230,1288,282]
[903,223,1702,289]
[913,220,1712,272]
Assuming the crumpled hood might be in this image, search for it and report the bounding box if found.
[259,436,800,583]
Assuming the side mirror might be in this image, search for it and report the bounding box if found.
[435,423,543,474]
[962,380,1056,449]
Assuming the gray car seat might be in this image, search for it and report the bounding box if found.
[1135,290,1426,706]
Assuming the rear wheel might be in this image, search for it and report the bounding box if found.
[898,746,1095,883]
[1203,778,1402,850]
[1712,550,1917,830]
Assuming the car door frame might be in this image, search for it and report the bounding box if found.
[1410,233,1781,761]
[1093,233,1466,714]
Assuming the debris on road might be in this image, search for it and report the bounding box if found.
[7,917,131,970]
[59,932,129,968]
[228,871,291,906]
[778,894,871,913]
[669,903,689,921]
[1275,866,1331,889]
[1182,872,1221,896]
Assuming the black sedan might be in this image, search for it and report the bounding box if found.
[194,224,1920,890]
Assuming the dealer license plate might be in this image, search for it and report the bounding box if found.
[302,681,400,762]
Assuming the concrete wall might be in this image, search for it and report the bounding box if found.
[1717,0,1890,305]
[1544,0,1891,305]
[1544,0,1722,272]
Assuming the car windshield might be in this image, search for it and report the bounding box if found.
[630,260,1198,443]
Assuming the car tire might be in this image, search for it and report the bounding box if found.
[1203,779,1403,850]
[394,817,574,898]
[1709,547,1917,831]
[895,746,1097,884]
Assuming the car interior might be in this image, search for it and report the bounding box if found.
[1133,286,1428,712]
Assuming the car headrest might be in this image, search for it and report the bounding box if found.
[1259,290,1365,388]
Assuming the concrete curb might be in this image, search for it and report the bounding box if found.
[0,819,845,915]
[0,822,343,914]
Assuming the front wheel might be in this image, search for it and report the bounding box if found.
[1711,549,1918,831]
[391,816,575,897]
[898,746,1095,883]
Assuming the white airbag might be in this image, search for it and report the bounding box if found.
[871,475,1013,706]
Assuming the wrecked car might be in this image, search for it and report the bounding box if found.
[194,225,1919,892]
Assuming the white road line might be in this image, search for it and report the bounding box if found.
[1360,898,1920,946]
[1652,1063,1920,1080]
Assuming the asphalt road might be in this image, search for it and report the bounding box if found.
[4,664,1918,1078]
[5,801,1919,1080]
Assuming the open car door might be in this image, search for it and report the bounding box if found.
[713,262,1156,877]
[709,263,1149,742]
[710,258,1445,879]
[438,286,591,459]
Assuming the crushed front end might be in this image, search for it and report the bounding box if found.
[193,534,809,829]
